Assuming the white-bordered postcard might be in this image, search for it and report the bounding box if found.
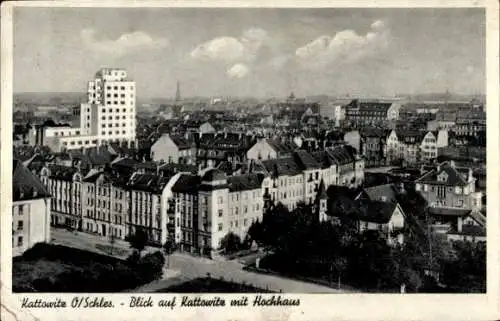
[1,1,499,320]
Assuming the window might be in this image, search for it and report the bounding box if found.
[17,236,23,247]
[218,196,223,204]
[18,205,24,215]
[17,220,23,230]
[218,209,223,217]
[218,223,223,231]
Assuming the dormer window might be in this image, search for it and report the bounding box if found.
[438,172,448,182]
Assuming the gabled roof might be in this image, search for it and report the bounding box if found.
[261,157,302,177]
[170,135,192,149]
[171,174,201,194]
[361,184,398,203]
[228,173,266,192]
[353,201,399,224]
[469,210,486,227]
[267,139,297,155]
[416,162,469,186]
[13,159,51,201]
[292,150,321,170]
[128,173,172,194]
[47,164,78,181]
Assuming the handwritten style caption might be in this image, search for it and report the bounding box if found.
[21,295,301,309]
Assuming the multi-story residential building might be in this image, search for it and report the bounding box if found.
[12,160,52,257]
[227,173,267,240]
[359,128,391,167]
[416,161,482,210]
[196,132,256,169]
[344,99,401,128]
[419,131,439,162]
[126,172,178,245]
[81,170,115,238]
[32,68,137,152]
[312,145,365,188]
[150,133,195,165]
[39,164,83,229]
[260,157,305,211]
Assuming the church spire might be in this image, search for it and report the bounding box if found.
[175,80,181,101]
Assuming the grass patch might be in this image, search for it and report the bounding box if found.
[13,243,165,293]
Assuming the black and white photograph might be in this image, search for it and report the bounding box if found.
[3,1,496,306]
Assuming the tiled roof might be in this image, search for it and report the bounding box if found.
[353,201,398,224]
[170,135,192,149]
[362,184,398,203]
[292,150,322,170]
[395,130,427,143]
[317,145,358,167]
[202,168,227,182]
[416,162,469,186]
[127,173,172,194]
[360,128,391,138]
[261,157,302,177]
[171,174,201,194]
[267,139,297,155]
[228,173,266,192]
[47,164,78,181]
[469,210,486,227]
[13,159,51,202]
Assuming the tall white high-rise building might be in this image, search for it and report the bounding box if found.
[31,68,137,151]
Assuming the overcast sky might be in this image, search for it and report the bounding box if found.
[14,8,485,98]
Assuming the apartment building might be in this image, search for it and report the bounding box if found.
[12,160,52,257]
[39,164,83,230]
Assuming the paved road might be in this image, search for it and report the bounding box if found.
[51,228,351,293]
[51,228,159,260]
[137,252,346,293]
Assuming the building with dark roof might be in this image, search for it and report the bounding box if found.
[344,99,401,128]
[150,133,196,165]
[415,161,485,242]
[13,160,52,257]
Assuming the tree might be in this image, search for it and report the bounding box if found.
[128,228,148,255]
[220,232,242,255]
[163,238,174,268]
[247,220,264,246]
[331,257,348,289]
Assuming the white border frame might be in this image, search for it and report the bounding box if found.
[1,1,499,320]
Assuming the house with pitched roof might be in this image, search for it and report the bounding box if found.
[326,183,406,245]
[13,160,52,257]
[246,138,297,161]
[415,161,485,242]
[150,133,195,165]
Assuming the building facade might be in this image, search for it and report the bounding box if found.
[12,160,52,257]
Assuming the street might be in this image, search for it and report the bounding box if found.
[50,228,350,293]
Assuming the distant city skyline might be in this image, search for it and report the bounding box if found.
[14,8,485,98]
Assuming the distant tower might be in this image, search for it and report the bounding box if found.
[175,80,181,101]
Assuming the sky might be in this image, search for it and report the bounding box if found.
[13,8,485,98]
